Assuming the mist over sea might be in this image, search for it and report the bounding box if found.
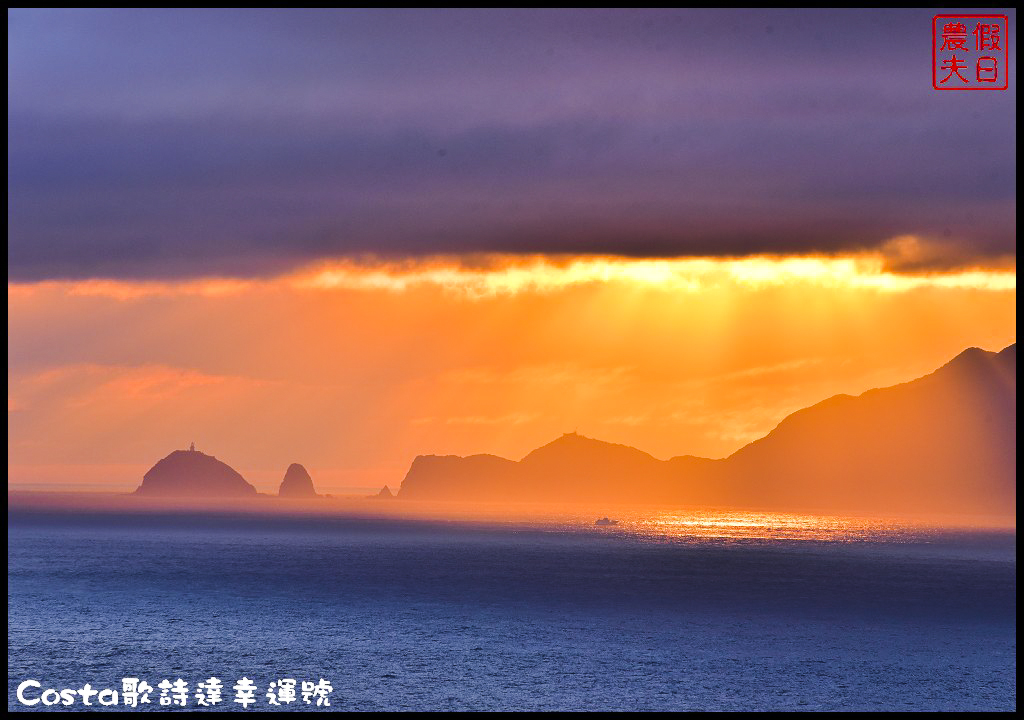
[7,507,1016,711]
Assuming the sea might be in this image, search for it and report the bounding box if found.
[7,504,1016,711]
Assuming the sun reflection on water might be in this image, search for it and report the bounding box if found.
[577,509,940,544]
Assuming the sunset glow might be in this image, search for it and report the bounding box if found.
[11,247,1016,302]
[8,251,1015,494]
[8,9,1017,712]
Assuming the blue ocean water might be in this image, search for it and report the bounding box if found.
[7,509,1016,711]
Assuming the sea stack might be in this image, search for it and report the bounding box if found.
[376,485,394,498]
[278,463,318,498]
[135,447,257,497]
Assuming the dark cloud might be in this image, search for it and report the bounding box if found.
[7,9,1016,280]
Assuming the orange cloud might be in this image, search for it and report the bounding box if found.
[7,252,1016,491]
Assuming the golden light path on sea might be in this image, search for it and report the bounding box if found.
[635,510,899,542]
[567,508,1001,543]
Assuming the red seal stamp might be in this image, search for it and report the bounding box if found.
[933,14,1009,90]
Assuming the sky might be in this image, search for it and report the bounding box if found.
[7,9,1017,493]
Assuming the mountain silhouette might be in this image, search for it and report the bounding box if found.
[135,449,257,497]
[397,344,1016,516]
[279,463,318,498]
[720,343,1016,514]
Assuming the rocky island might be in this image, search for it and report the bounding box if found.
[134,445,258,498]
[278,463,319,498]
